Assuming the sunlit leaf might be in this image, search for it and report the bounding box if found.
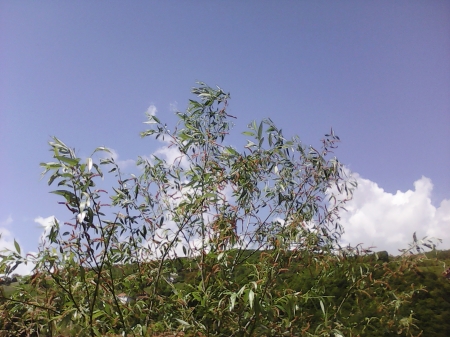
[87,157,93,172]
[55,155,79,166]
[14,239,20,254]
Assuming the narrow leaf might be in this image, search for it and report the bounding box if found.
[248,289,255,309]
[14,239,21,254]
[55,156,79,166]
[87,158,93,172]
[320,300,325,316]
[175,318,191,327]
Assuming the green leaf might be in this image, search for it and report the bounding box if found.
[48,172,60,186]
[252,120,257,131]
[242,131,254,137]
[50,190,78,204]
[55,156,79,166]
[143,120,157,124]
[204,192,217,200]
[40,162,62,169]
[140,129,157,137]
[14,239,20,254]
[92,327,102,337]
[93,165,103,179]
[79,265,85,281]
[92,146,112,155]
[92,310,104,319]
[225,146,239,155]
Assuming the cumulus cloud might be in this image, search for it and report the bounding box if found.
[1,215,13,227]
[153,142,190,169]
[0,215,14,251]
[0,216,36,275]
[339,174,450,255]
[108,148,136,170]
[34,215,58,243]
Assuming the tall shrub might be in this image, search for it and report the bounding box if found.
[0,83,436,336]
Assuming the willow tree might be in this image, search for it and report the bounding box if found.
[0,83,433,337]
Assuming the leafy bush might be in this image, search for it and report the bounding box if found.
[0,83,439,336]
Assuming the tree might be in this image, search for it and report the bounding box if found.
[0,83,435,336]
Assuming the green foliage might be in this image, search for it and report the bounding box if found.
[0,83,442,336]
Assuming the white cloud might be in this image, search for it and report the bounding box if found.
[0,215,14,251]
[146,104,157,116]
[0,215,13,227]
[339,174,450,255]
[153,142,189,169]
[169,101,178,112]
[34,215,56,230]
[34,215,58,244]
[108,148,136,170]
[0,216,36,275]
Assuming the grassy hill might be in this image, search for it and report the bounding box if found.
[1,249,450,336]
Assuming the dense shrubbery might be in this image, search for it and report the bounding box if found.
[0,84,443,336]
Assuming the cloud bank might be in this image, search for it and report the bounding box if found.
[0,215,14,252]
[339,174,450,255]
[1,167,449,275]
[0,216,37,275]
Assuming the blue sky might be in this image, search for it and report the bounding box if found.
[1,1,449,273]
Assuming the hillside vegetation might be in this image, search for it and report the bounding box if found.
[2,249,449,336]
